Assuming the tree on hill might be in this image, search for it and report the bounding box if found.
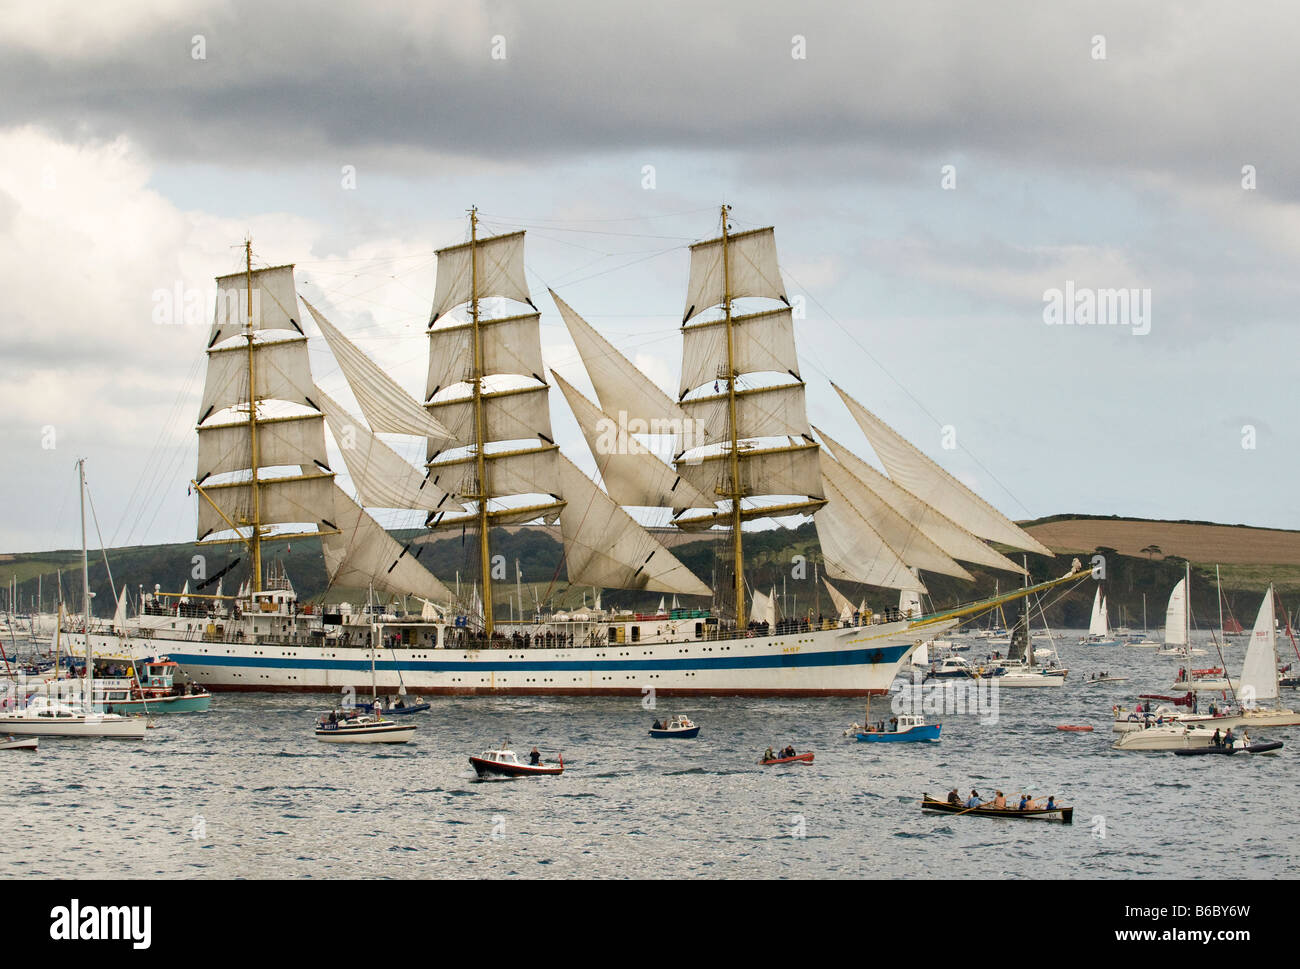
[1140,544,1163,560]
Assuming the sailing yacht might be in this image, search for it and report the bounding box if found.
[1228,586,1300,727]
[0,461,148,739]
[1080,588,1119,646]
[103,210,1090,697]
[1166,565,1234,690]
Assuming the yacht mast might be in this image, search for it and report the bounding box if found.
[79,458,92,707]
[467,208,495,636]
[720,205,746,628]
[245,240,263,595]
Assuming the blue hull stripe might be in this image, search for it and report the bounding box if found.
[166,643,911,674]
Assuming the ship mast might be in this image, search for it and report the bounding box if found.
[245,240,263,595]
[468,207,495,636]
[720,205,746,629]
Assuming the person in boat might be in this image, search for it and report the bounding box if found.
[1018,794,1031,811]
[765,747,776,762]
[1212,728,1222,748]
[783,745,796,759]
[529,747,541,765]
[947,788,961,806]
[1045,796,1058,811]
[965,790,981,808]
[992,791,1007,810]
[652,719,663,730]
[1223,727,1235,747]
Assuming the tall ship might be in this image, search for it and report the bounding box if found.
[99,208,1089,696]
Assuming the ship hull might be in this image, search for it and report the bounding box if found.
[110,620,950,697]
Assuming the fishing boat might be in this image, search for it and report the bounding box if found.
[107,213,1087,698]
[759,751,814,765]
[649,715,700,738]
[469,745,563,777]
[920,795,1073,823]
[32,656,210,714]
[0,735,39,750]
[857,713,940,743]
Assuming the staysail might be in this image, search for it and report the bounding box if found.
[832,383,1051,555]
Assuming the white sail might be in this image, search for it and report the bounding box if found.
[683,226,787,324]
[429,231,532,323]
[556,456,710,596]
[430,445,561,502]
[751,587,778,629]
[815,427,1026,576]
[111,587,128,633]
[321,486,453,603]
[426,312,547,397]
[1088,587,1107,636]
[553,372,713,510]
[681,384,812,445]
[833,384,1051,555]
[197,413,328,482]
[315,389,463,512]
[208,265,303,347]
[823,455,970,580]
[679,307,799,395]
[678,441,823,502]
[823,577,855,620]
[197,472,336,541]
[816,472,927,593]
[1240,587,1279,704]
[1164,579,1188,645]
[199,336,316,421]
[551,290,686,425]
[899,587,922,619]
[426,385,554,453]
[304,299,451,441]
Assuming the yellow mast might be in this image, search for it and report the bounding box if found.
[245,239,263,595]
[468,208,494,636]
[720,204,746,629]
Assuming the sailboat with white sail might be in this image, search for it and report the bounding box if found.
[102,209,1091,697]
[1080,588,1119,646]
[1165,565,1233,689]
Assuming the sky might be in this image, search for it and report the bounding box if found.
[2,0,1298,554]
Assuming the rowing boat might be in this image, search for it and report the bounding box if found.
[920,795,1073,823]
[759,752,813,765]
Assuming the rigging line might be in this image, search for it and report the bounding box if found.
[781,266,1036,520]
[537,244,685,291]
[476,206,718,225]
[112,353,204,548]
[474,219,695,242]
[84,481,117,606]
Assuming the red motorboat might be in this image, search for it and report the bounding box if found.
[469,745,564,778]
[758,751,814,766]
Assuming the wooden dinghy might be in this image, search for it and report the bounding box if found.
[920,794,1073,823]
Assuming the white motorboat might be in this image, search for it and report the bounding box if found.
[0,734,39,751]
[1112,722,1218,751]
[0,697,149,738]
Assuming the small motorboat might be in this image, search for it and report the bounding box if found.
[649,715,699,738]
[758,751,814,766]
[314,710,416,744]
[1173,738,1283,757]
[920,794,1073,823]
[0,734,38,751]
[856,714,940,743]
[469,745,564,777]
[1082,675,1128,685]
